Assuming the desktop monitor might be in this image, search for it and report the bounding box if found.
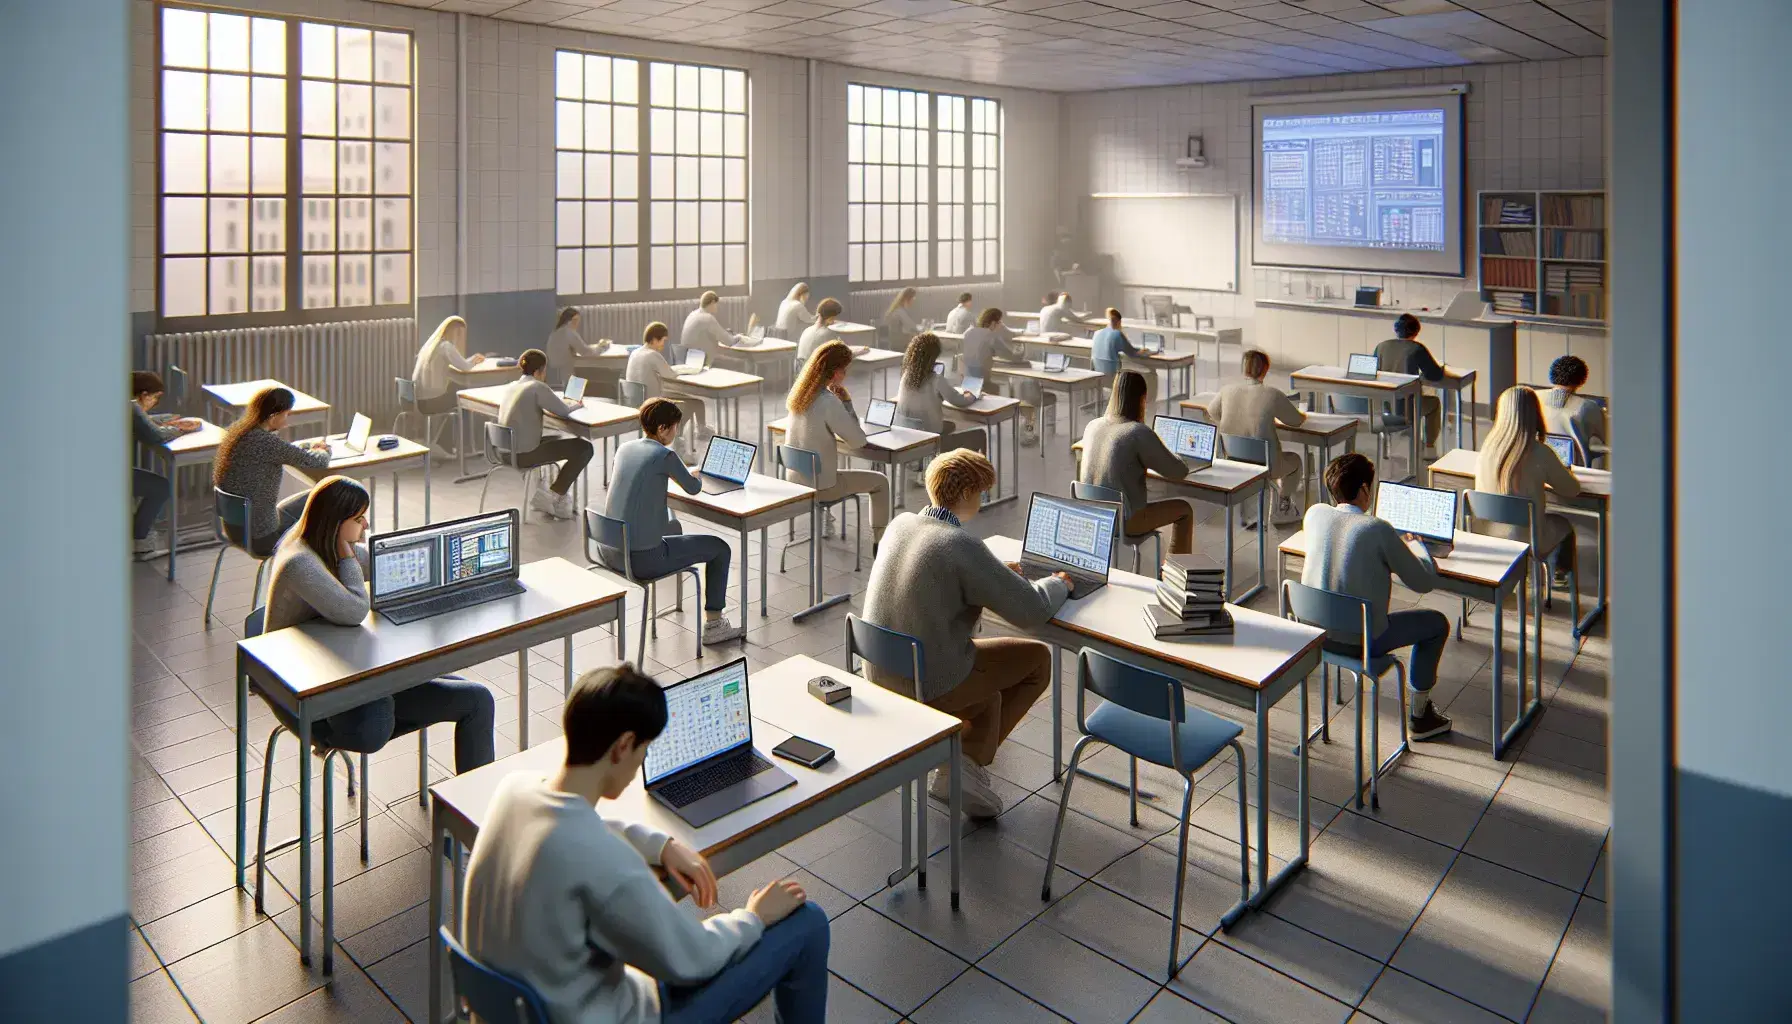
[700,435,756,485]
[1375,482,1457,545]
[369,510,521,608]
[643,658,754,785]
[1022,494,1117,576]
[864,398,896,428]
[1152,415,1218,463]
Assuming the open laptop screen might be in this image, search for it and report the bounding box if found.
[1044,352,1069,371]
[865,398,896,428]
[1544,433,1576,467]
[701,436,756,485]
[644,658,752,785]
[1347,353,1380,377]
[344,412,373,453]
[1140,332,1164,353]
[1152,415,1217,462]
[1023,494,1117,576]
[1375,482,1457,545]
[683,348,706,369]
[961,375,984,397]
[564,375,587,401]
[369,510,519,605]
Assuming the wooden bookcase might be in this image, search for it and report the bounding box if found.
[1476,189,1606,324]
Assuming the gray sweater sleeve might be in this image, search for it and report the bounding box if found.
[251,428,332,471]
[133,403,179,446]
[825,391,870,448]
[1139,426,1191,482]
[665,444,701,494]
[959,539,1069,626]
[290,546,372,625]
[937,375,974,409]
[1272,388,1306,427]
[1379,523,1439,595]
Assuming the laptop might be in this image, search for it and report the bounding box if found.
[643,658,796,828]
[1024,318,1041,334]
[1140,332,1165,354]
[328,412,374,459]
[960,374,984,398]
[1544,433,1578,467]
[933,360,946,376]
[1376,481,1457,559]
[1345,353,1381,381]
[681,348,707,371]
[860,397,897,437]
[1152,415,1217,472]
[697,435,756,495]
[563,375,587,402]
[369,510,526,625]
[1043,351,1070,373]
[735,325,765,347]
[1014,493,1118,597]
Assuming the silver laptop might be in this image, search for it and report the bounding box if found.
[1345,353,1381,381]
[563,375,587,402]
[1043,351,1070,373]
[860,397,897,437]
[1140,332,1165,354]
[1376,481,1457,559]
[698,435,756,495]
[1014,493,1118,597]
[643,658,796,828]
[1152,415,1217,472]
[683,347,707,370]
[328,412,374,459]
[1544,433,1578,467]
[1024,318,1041,334]
[369,510,526,625]
[933,360,945,376]
[960,374,984,398]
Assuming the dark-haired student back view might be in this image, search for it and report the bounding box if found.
[1373,314,1446,450]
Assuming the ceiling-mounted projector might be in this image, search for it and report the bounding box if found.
[1175,134,1207,169]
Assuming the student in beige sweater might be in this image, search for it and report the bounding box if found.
[1078,371,1194,553]
[626,321,708,450]
[783,341,890,544]
[1475,386,1582,587]
[894,332,983,455]
[1209,348,1307,525]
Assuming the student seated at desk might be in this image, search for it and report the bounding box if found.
[895,332,984,457]
[627,322,708,444]
[862,450,1068,818]
[131,371,201,556]
[264,477,495,771]
[214,386,332,556]
[1476,385,1582,588]
[600,399,746,644]
[795,298,845,360]
[962,308,1038,446]
[500,348,594,521]
[777,282,817,335]
[882,286,921,346]
[1374,313,1445,454]
[462,664,828,1024]
[412,315,486,421]
[784,341,890,547]
[1078,371,1194,554]
[1038,290,1080,338]
[681,290,754,353]
[1302,453,1453,740]
[1541,354,1607,454]
[1210,349,1306,526]
[1091,306,1155,411]
[944,291,975,334]
[545,306,611,391]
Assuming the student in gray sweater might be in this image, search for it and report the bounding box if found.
[1300,452,1453,740]
[213,386,332,556]
[499,348,594,520]
[626,321,707,447]
[784,341,890,545]
[1078,371,1194,554]
[1373,313,1446,452]
[795,298,846,360]
[545,306,611,390]
[131,371,202,554]
[463,665,828,1024]
[262,477,495,771]
[960,307,1038,444]
[862,450,1070,818]
[894,333,983,455]
[1209,349,1307,525]
[599,399,746,644]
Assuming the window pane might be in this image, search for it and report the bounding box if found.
[847,245,861,282]
[163,71,207,131]
[252,137,286,193]
[302,80,335,136]
[375,141,409,195]
[375,198,408,249]
[613,154,637,199]
[699,112,722,157]
[210,135,248,193]
[337,27,373,82]
[251,76,285,134]
[676,245,698,289]
[302,198,335,251]
[557,200,583,245]
[339,198,371,251]
[209,256,248,313]
[375,86,409,140]
[675,157,697,200]
[164,257,206,316]
[556,101,582,149]
[163,197,206,254]
[649,63,675,106]
[723,70,745,113]
[699,200,721,241]
[675,201,697,244]
[251,198,284,252]
[338,140,370,193]
[583,248,610,294]
[847,126,862,164]
[649,108,673,154]
[584,103,611,154]
[613,110,636,153]
[376,252,409,304]
[700,244,721,286]
[724,202,745,244]
[613,59,638,104]
[650,156,673,200]
[209,74,248,133]
[613,202,638,245]
[585,202,610,246]
[583,153,611,199]
[650,201,674,245]
[675,109,697,154]
[847,167,862,203]
[339,253,371,305]
[338,83,372,137]
[586,54,612,101]
[700,67,722,111]
[557,248,582,296]
[650,246,673,289]
[163,9,208,69]
[699,157,722,200]
[301,23,335,78]
[557,152,583,199]
[164,133,207,193]
[209,13,250,73]
[302,254,335,307]
[613,246,638,291]
[556,51,583,99]
[374,32,409,85]
[724,116,744,161]
[676,64,699,108]
[251,255,284,311]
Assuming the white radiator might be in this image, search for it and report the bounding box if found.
[574,297,748,349]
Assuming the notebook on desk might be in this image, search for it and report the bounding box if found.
[1152,415,1216,472]
[1376,481,1456,559]
[643,658,795,828]
[369,510,525,625]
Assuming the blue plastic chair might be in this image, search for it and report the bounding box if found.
[204,488,270,626]
[1328,393,1409,465]
[777,444,865,573]
[392,375,447,451]
[617,379,647,407]
[1281,580,1408,810]
[1070,480,1160,577]
[844,613,933,888]
[1043,648,1248,976]
[583,509,696,660]
[477,422,537,524]
[439,926,552,1023]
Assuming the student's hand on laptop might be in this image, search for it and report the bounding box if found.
[960,388,976,401]
[470,352,486,365]
[1054,571,1076,595]
[173,418,202,432]
[661,839,718,909]
[747,879,807,925]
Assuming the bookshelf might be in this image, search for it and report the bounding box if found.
[1476,189,1606,324]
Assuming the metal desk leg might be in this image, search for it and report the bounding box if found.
[795,498,849,621]
[1224,504,1237,601]
[760,528,768,617]
[1491,584,1508,759]
[428,806,450,1024]
[916,775,928,889]
[1471,379,1479,448]
[1408,386,1422,480]
[424,451,432,524]
[297,710,314,966]
[564,635,574,697]
[739,524,750,620]
[518,648,530,751]
[166,454,180,582]
[454,406,489,484]
[1455,388,1466,452]
[949,733,962,910]
[1050,644,1063,780]
[234,663,247,889]
[1253,693,1270,904]
[1576,504,1608,637]
[1231,487,1267,605]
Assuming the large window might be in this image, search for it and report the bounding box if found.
[555,52,748,300]
[157,5,413,320]
[848,84,1001,285]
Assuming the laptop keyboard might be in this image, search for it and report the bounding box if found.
[380,578,526,625]
[658,750,776,808]
[1016,561,1103,593]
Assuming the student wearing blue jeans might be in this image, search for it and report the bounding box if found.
[461,664,830,1024]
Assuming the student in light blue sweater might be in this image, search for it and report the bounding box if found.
[599,398,745,644]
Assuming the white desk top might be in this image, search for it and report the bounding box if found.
[162,419,227,455]
[848,347,903,367]
[674,367,763,392]
[448,360,529,382]
[766,416,939,456]
[569,349,631,368]
[1278,528,1530,589]
[1290,365,1420,392]
[666,472,815,518]
[429,655,962,859]
[990,362,1105,385]
[1179,394,1359,442]
[985,536,1322,689]
[953,394,1023,418]
[294,433,431,472]
[456,385,638,431]
[1069,440,1269,496]
[1425,447,1611,500]
[718,338,798,358]
[830,320,877,335]
[204,379,330,414]
[238,557,627,699]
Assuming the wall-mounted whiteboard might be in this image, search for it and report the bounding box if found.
[1089,193,1239,293]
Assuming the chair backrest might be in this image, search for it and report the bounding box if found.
[1328,394,1372,417]
[439,926,551,1024]
[1192,315,1215,331]
[1070,480,1132,530]
[777,444,820,482]
[1141,294,1174,324]
[1280,580,1373,671]
[243,607,266,638]
[845,614,924,692]
[1461,489,1541,553]
[214,488,253,543]
[617,379,647,407]
[1077,647,1183,723]
[582,508,632,578]
[166,365,189,411]
[1220,433,1270,466]
[764,325,789,340]
[395,376,417,406]
[483,422,518,467]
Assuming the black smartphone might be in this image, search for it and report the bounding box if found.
[771,735,835,769]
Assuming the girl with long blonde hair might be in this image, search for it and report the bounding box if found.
[883,286,921,345]
[777,281,816,334]
[1474,386,1583,580]
[412,315,486,416]
[784,341,890,544]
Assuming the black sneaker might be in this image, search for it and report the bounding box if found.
[1410,705,1453,741]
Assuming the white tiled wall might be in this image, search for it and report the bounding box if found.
[1060,58,1608,322]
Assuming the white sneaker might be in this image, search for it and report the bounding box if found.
[928,758,1002,819]
[552,490,576,520]
[132,531,162,558]
[530,486,562,518]
[701,617,746,644]
[1272,496,1303,526]
[1019,429,1040,449]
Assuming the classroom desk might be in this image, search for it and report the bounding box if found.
[444,360,525,390]
[831,320,879,343]
[953,394,1023,507]
[425,653,964,1024]
[291,434,432,530]
[566,348,633,388]
[1290,366,1424,481]
[1070,444,1271,603]
[1426,446,1611,638]
[150,419,227,582]
[204,379,331,434]
[843,346,904,399]
[1178,393,1360,509]
[1015,335,1198,411]
[453,386,639,505]
[665,472,818,621]
[766,417,941,516]
[234,557,628,971]
[1072,316,1241,389]
[1426,370,1479,451]
[668,367,765,441]
[712,338,799,391]
[1278,528,1537,760]
[989,362,1107,456]
[982,535,1324,928]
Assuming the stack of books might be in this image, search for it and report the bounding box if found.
[1143,555,1233,638]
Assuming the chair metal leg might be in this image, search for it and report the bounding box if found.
[1369,672,1381,810]
[636,582,651,660]
[362,752,373,862]
[1352,670,1365,810]
[321,749,335,975]
[255,728,279,914]
[1231,741,1250,902]
[855,495,865,570]
[476,472,492,513]
[689,569,703,659]
[1128,756,1140,827]
[251,559,269,612]
[1168,773,1197,978]
[1041,735,1097,901]
[203,546,228,625]
[418,727,429,808]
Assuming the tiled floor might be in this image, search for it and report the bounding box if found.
[127,384,1610,1023]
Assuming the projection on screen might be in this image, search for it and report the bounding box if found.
[1252,95,1465,277]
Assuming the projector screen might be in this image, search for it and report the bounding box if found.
[1251,91,1466,276]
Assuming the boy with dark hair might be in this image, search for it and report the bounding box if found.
[1373,313,1446,454]
[499,346,595,519]
[462,664,829,1024]
[1302,453,1454,740]
[1542,353,1606,452]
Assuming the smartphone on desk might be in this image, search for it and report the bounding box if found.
[772,735,835,769]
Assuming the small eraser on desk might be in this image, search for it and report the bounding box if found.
[808,676,852,704]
